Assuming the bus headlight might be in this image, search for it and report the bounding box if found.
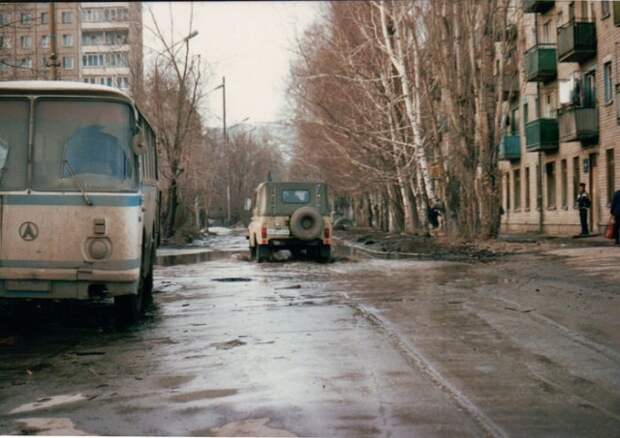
[88,238,111,260]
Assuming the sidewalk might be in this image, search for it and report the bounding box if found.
[498,232,614,247]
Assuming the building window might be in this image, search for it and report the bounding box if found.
[41,57,48,68]
[41,35,49,49]
[536,164,542,210]
[604,62,613,104]
[82,53,105,67]
[505,173,511,212]
[573,156,580,208]
[0,60,8,71]
[61,11,72,24]
[0,36,8,49]
[514,169,521,210]
[543,21,551,43]
[20,35,32,49]
[21,58,32,69]
[561,159,568,208]
[40,11,48,24]
[510,107,519,135]
[62,56,74,70]
[607,149,616,204]
[0,14,7,26]
[602,1,611,18]
[21,13,32,25]
[546,161,556,208]
[62,34,73,47]
[525,167,531,210]
[107,77,113,86]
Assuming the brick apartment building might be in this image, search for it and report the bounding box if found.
[499,0,620,236]
[0,2,142,94]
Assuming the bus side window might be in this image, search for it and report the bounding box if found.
[148,126,156,181]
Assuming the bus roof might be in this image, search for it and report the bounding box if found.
[0,80,134,103]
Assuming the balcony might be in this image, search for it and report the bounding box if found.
[557,21,596,63]
[523,0,554,14]
[558,106,598,144]
[525,44,557,82]
[497,134,521,161]
[525,118,559,152]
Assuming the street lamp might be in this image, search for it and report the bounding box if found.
[151,30,199,65]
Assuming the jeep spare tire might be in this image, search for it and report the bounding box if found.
[290,206,323,240]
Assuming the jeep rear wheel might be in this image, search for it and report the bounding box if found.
[256,244,270,263]
[318,245,331,263]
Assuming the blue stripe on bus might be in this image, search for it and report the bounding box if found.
[0,259,141,270]
[3,194,142,207]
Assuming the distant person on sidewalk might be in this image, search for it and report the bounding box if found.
[577,183,591,236]
[611,189,620,245]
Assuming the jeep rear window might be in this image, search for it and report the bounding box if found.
[282,190,310,204]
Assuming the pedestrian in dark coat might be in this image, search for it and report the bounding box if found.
[610,189,620,245]
[576,183,591,236]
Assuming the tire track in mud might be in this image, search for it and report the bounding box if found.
[347,300,508,438]
[489,295,620,365]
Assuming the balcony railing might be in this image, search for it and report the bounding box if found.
[557,21,596,63]
[558,106,598,144]
[525,118,559,152]
[525,44,557,83]
[498,134,521,161]
[523,0,554,14]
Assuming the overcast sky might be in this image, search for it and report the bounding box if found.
[144,1,321,128]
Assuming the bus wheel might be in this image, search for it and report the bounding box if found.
[143,244,156,303]
[114,293,142,323]
[115,271,144,322]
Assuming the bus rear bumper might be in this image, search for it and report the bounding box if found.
[0,268,140,300]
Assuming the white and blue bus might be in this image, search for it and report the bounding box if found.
[0,81,159,320]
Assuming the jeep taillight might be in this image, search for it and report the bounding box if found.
[261,227,267,239]
[324,228,330,239]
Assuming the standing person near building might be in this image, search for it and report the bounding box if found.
[576,183,591,236]
[610,189,620,245]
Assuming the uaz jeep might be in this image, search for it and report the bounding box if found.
[247,182,332,262]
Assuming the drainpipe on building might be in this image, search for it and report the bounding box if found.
[534,12,544,234]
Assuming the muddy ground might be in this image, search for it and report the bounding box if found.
[0,231,618,436]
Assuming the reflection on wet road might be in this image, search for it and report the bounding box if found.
[1,242,619,436]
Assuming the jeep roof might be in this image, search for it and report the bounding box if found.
[253,182,330,216]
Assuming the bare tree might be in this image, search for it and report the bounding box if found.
[143,4,206,239]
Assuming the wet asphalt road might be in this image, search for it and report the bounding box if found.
[1,234,619,437]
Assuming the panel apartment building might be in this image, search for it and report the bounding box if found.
[499,0,620,236]
[0,2,142,94]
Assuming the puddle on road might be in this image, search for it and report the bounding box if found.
[206,417,296,437]
[156,244,363,267]
[9,393,87,415]
[157,251,245,266]
[170,388,238,402]
[15,417,88,435]
[212,277,253,283]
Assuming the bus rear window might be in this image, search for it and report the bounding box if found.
[282,190,310,204]
[32,99,136,191]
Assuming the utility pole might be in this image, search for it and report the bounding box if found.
[221,76,232,226]
[48,2,60,80]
